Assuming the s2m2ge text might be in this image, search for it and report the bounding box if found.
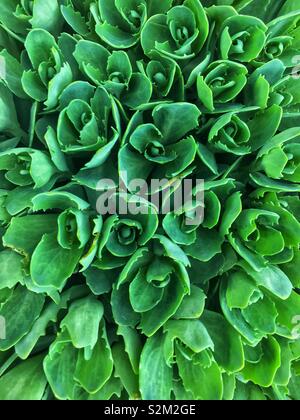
[148,405,196,415]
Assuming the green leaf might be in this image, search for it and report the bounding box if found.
[129,269,164,313]
[176,349,223,400]
[44,126,70,173]
[202,311,245,373]
[183,228,223,262]
[274,291,300,338]
[140,333,173,400]
[31,0,63,37]
[61,296,104,350]
[274,338,293,387]
[139,276,188,336]
[61,4,90,36]
[0,286,45,351]
[117,325,143,375]
[0,355,47,400]
[0,250,24,289]
[249,105,283,150]
[226,270,259,309]
[220,192,243,236]
[153,103,200,143]
[123,73,152,109]
[74,321,113,394]
[88,376,122,400]
[241,263,293,299]
[0,49,27,98]
[154,235,190,267]
[84,267,116,296]
[173,285,206,319]
[112,342,139,399]
[3,215,58,257]
[33,190,90,211]
[15,286,88,360]
[241,337,281,387]
[163,319,214,364]
[111,284,140,328]
[31,233,82,290]
[148,0,176,15]
[234,380,266,400]
[43,332,78,400]
[96,23,139,49]
[220,278,264,346]
[242,295,278,335]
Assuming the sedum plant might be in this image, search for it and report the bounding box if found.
[0,0,299,402]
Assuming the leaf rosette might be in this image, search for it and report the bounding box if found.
[272,193,300,288]
[249,191,300,268]
[196,60,248,111]
[96,0,173,49]
[57,85,120,154]
[44,296,115,398]
[163,179,240,281]
[219,14,267,62]
[10,186,93,292]
[252,127,300,188]
[141,0,209,61]
[196,104,283,162]
[94,194,159,269]
[22,29,73,110]
[205,112,251,155]
[203,0,299,23]
[0,0,64,38]
[245,59,300,120]
[254,11,300,67]
[38,296,141,400]
[0,148,59,189]
[74,40,152,109]
[137,53,184,101]
[162,197,204,247]
[111,235,191,336]
[228,192,300,271]
[140,311,245,400]
[220,263,300,377]
[119,102,200,191]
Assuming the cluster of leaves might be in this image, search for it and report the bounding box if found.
[0,0,300,401]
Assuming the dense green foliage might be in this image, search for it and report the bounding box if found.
[0,0,300,401]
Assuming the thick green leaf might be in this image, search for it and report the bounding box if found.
[61,296,104,350]
[31,233,82,290]
[112,342,139,399]
[173,286,206,319]
[0,355,47,400]
[15,286,88,360]
[202,311,245,373]
[0,250,24,289]
[3,215,58,257]
[241,337,281,387]
[75,322,113,394]
[140,333,173,400]
[43,332,78,400]
[0,286,45,351]
[176,349,223,400]
[163,319,214,364]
